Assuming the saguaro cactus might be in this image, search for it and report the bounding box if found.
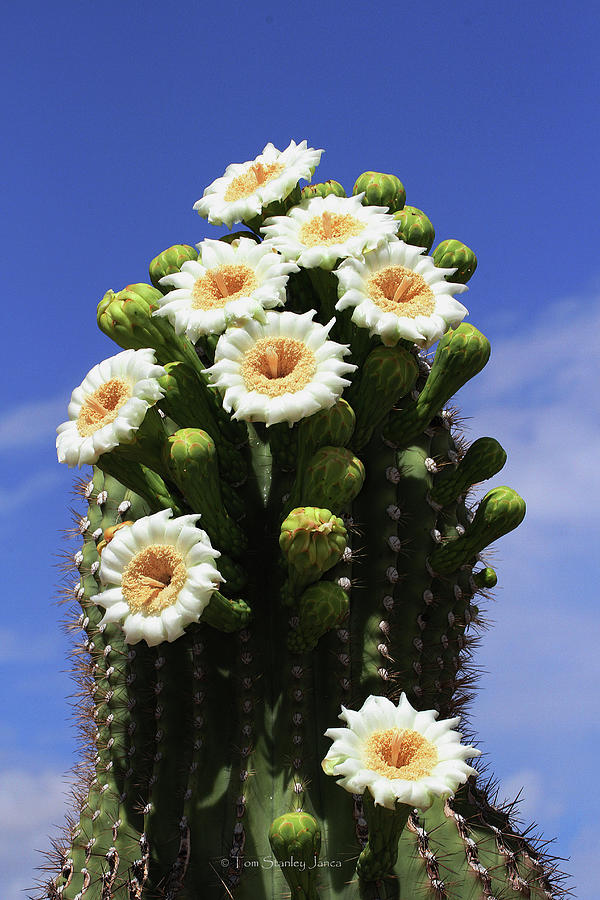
[43,140,566,899]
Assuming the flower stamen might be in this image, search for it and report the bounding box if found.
[76,378,132,437]
[241,335,317,397]
[264,345,280,378]
[211,269,231,298]
[122,544,187,616]
[364,727,438,780]
[392,276,411,303]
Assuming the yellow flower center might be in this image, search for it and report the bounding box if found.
[299,211,365,247]
[364,728,438,780]
[367,265,435,318]
[241,336,316,397]
[121,544,188,616]
[224,162,285,201]
[192,264,258,310]
[76,378,132,436]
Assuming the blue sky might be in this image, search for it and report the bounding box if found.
[1,0,598,896]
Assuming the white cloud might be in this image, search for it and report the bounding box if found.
[0,768,70,900]
[0,470,62,516]
[0,397,65,450]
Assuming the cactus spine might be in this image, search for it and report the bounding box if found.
[44,143,565,900]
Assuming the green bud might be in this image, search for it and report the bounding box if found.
[393,205,435,252]
[269,812,321,899]
[301,180,346,200]
[286,400,356,510]
[430,486,526,575]
[429,437,507,507]
[149,245,198,290]
[97,285,205,377]
[353,171,406,213]
[433,239,478,284]
[288,580,349,652]
[385,324,491,446]
[166,428,247,556]
[157,362,247,484]
[302,446,365,513]
[201,590,252,632]
[280,507,347,597]
[472,566,498,589]
[347,345,418,450]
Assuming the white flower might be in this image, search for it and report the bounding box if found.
[322,693,480,810]
[153,238,298,341]
[194,140,323,228]
[260,194,399,271]
[56,349,166,468]
[335,240,468,348]
[91,509,223,646]
[205,310,356,426]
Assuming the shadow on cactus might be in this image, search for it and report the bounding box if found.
[42,140,568,900]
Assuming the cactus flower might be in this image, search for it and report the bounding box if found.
[56,349,166,467]
[261,194,399,270]
[322,692,480,810]
[193,140,323,228]
[154,237,298,341]
[205,309,356,426]
[335,240,468,347]
[90,508,223,645]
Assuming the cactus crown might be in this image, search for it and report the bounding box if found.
[43,141,567,900]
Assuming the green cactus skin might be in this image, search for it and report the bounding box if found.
[268,812,321,900]
[429,436,507,507]
[301,180,346,200]
[433,238,478,284]
[393,204,436,251]
[352,171,406,213]
[355,800,411,882]
[45,167,564,900]
[149,244,199,290]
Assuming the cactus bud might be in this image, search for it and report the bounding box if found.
[269,812,321,898]
[347,345,418,450]
[385,324,491,446]
[149,245,198,290]
[166,428,247,556]
[353,171,406,213]
[288,580,349,652]
[472,566,498,589]
[433,239,478,284]
[393,205,435,252]
[280,507,347,597]
[429,437,507,507]
[301,179,346,200]
[430,486,526,575]
[302,446,365,513]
